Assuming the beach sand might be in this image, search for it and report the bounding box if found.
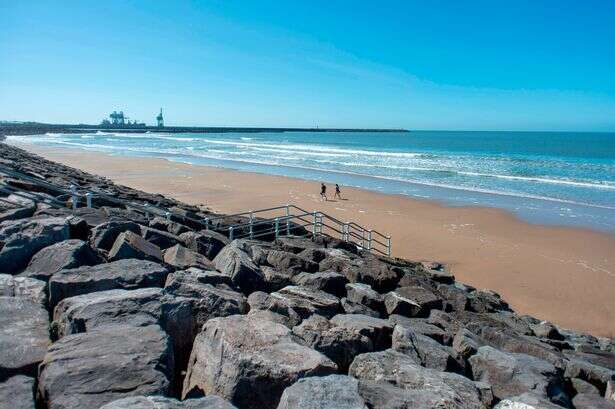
[11,142,615,337]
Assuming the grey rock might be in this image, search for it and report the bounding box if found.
[48,259,168,308]
[384,286,442,318]
[108,230,163,262]
[570,377,601,395]
[163,244,214,270]
[345,283,383,313]
[0,297,49,381]
[261,266,297,292]
[21,239,102,282]
[213,241,265,294]
[349,349,487,408]
[272,286,340,319]
[530,321,563,340]
[292,315,372,371]
[468,289,511,313]
[52,288,164,338]
[0,274,46,305]
[247,291,302,327]
[182,315,337,409]
[0,206,34,223]
[179,230,229,260]
[573,393,615,409]
[565,357,615,394]
[340,297,380,317]
[277,375,368,409]
[321,253,402,293]
[149,216,191,236]
[38,325,174,409]
[330,314,393,350]
[101,395,237,409]
[0,217,70,273]
[140,226,182,250]
[494,393,562,409]
[0,375,35,409]
[390,314,453,345]
[607,380,615,401]
[392,324,462,372]
[469,346,565,403]
[266,250,319,273]
[292,271,348,297]
[453,328,482,360]
[90,220,141,251]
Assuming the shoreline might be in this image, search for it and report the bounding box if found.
[8,141,615,337]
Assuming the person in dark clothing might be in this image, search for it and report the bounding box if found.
[334,184,342,200]
[320,183,327,201]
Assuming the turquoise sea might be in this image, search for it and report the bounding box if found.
[8,130,615,233]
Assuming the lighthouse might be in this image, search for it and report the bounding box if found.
[156,108,164,128]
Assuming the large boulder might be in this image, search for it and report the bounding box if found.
[392,325,462,372]
[38,325,175,409]
[100,395,237,408]
[0,297,49,380]
[292,271,348,297]
[90,220,141,251]
[0,274,46,305]
[292,315,372,372]
[349,349,489,408]
[390,314,453,346]
[384,286,442,318]
[163,244,214,270]
[469,346,566,404]
[266,250,319,274]
[320,253,402,292]
[0,217,70,273]
[21,239,102,282]
[277,375,368,409]
[272,286,340,319]
[140,226,182,250]
[572,393,615,409]
[0,375,36,409]
[48,259,168,308]
[108,231,163,262]
[330,314,393,350]
[52,288,164,339]
[182,315,337,409]
[494,393,562,409]
[247,291,302,328]
[345,283,384,314]
[149,217,191,236]
[179,230,229,260]
[213,241,265,294]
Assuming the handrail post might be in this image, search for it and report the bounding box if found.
[285,204,290,236]
[386,235,391,257]
[204,217,209,230]
[274,217,280,239]
[85,192,93,208]
[249,211,254,239]
[70,185,78,210]
[361,229,366,249]
[343,223,349,241]
[367,230,373,251]
[229,226,234,240]
[143,203,150,220]
[165,211,171,220]
[312,211,317,237]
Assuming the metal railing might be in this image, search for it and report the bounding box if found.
[0,164,391,256]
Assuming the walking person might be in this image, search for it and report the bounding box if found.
[320,183,327,201]
[334,183,342,200]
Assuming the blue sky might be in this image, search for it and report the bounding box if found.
[2,1,615,130]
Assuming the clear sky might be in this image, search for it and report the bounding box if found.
[2,1,615,130]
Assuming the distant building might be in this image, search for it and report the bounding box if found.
[156,108,164,128]
[100,111,145,128]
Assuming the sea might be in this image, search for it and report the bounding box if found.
[7,130,615,233]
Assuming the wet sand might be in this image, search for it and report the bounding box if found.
[11,142,615,337]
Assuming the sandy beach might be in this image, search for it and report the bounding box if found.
[10,142,615,338]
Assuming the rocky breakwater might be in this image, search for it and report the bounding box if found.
[1,142,615,409]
